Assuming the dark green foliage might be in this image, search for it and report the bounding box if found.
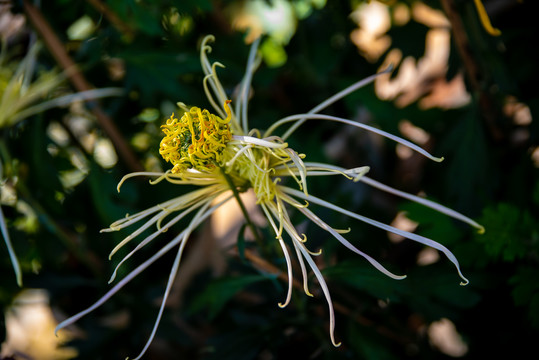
[477,203,536,262]
[189,274,272,319]
[1,0,538,359]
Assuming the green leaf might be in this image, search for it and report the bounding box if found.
[475,203,534,262]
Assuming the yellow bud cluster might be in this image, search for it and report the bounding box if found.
[159,101,232,173]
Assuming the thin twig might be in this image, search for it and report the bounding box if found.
[22,0,143,172]
[86,0,135,39]
[440,0,503,140]
[440,0,481,91]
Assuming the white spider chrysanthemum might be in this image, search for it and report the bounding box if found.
[56,35,484,359]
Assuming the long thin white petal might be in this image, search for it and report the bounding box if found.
[275,162,370,181]
[359,176,485,233]
[276,237,294,308]
[54,196,231,336]
[267,114,443,162]
[130,237,188,360]
[0,205,22,286]
[130,200,214,360]
[291,195,407,280]
[291,239,313,296]
[108,195,222,283]
[295,240,341,347]
[264,67,393,140]
[225,144,253,167]
[232,135,288,148]
[277,189,405,280]
[104,185,222,233]
[281,187,469,285]
[238,37,261,134]
[285,148,308,195]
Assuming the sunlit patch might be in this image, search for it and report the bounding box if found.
[229,0,296,44]
[412,2,449,28]
[416,247,440,266]
[1,289,78,360]
[428,318,469,357]
[392,2,410,26]
[419,72,471,109]
[364,2,471,110]
[531,147,539,168]
[66,15,95,41]
[94,138,118,169]
[211,189,266,248]
[350,1,392,63]
[504,96,532,126]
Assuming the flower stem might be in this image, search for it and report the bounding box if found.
[220,168,263,246]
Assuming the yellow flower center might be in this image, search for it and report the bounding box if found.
[159,101,232,173]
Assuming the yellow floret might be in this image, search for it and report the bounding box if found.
[159,101,232,173]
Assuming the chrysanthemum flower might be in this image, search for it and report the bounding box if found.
[56,35,484,359]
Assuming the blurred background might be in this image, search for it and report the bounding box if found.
[0,0,537,359]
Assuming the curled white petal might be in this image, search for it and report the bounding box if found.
[296,240,341,347]
[268,114,444,162]
[281,186,469,285]
[267,66,393,140]
[55,196,231,341]
[359,176,485,233]
[232,135,288,148]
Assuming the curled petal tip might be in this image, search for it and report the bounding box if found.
[477,226,486,235]
[332,340,342,347]
[202,34,215,45]
[306,249,323,256]
[278,302,287,308]
[54,321,66,337]
[460,278,470,286]
[434,156,445,163]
